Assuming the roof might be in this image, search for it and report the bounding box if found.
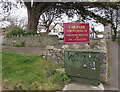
[57,23,63,27]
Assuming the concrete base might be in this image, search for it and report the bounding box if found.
[63,82,104,91]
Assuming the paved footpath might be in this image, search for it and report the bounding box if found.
[104,40,118,90]
[63,81,104,91]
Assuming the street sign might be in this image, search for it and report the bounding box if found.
[64,23,90,43]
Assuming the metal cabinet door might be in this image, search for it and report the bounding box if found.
[64,49,100,86]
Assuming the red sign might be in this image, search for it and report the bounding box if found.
[64,23,90,43]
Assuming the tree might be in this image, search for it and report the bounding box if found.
[74,2,120,39]
[23,1,119,34]
[90,2,120,39]
[0,1,14,21]
[38,8,63,33]
[23,2,55,32]
[1,1,119,35]
[7,17,27,29]
[0,0,25,29]
[110,3,120,39]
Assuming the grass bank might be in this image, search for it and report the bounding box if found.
[116,38,120,45]
[2,51,70,90]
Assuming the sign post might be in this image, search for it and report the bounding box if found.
[64,23,90,43]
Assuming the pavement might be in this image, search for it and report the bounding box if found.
[0,36,2,91]
[104,40,118,90]
[63,81,104,91]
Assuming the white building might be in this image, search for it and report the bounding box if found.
[51,23,63,33]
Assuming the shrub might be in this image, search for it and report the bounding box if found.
[52,72,71,86]
[6,27,40,37]
[7,28,25,36]
[25,31,38,36]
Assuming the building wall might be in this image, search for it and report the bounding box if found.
[54,24,63,33]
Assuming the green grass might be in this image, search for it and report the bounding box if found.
[116,38,120,45]
[2,51,70,90]
[107,58,111,78]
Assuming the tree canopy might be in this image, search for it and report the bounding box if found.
[23,2,120,32]
[1,1,120,38]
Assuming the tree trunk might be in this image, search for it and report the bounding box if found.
[27,8,40,32]
[114,8,119,39]
[26,3,41,33]
[114,29,117,39]
[24,2,52,33]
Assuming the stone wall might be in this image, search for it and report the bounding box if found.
[94,39,108,84]
[44,46,64,65]
[44,39,108,84]
[3,34,59,47]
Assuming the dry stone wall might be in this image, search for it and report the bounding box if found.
[94,39,108,84]
[44,39,108,84]
[3,34,59,47]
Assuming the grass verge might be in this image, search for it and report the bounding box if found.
[2,51,70,90]
[116,37,120,45]
[107,58,111,78]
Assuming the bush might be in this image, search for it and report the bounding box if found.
[6,29,38,36]
[52,72,71,86]
[26,31,37,35]
[7,28,25,36]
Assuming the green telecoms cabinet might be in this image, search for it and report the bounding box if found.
[64,49,101,86]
